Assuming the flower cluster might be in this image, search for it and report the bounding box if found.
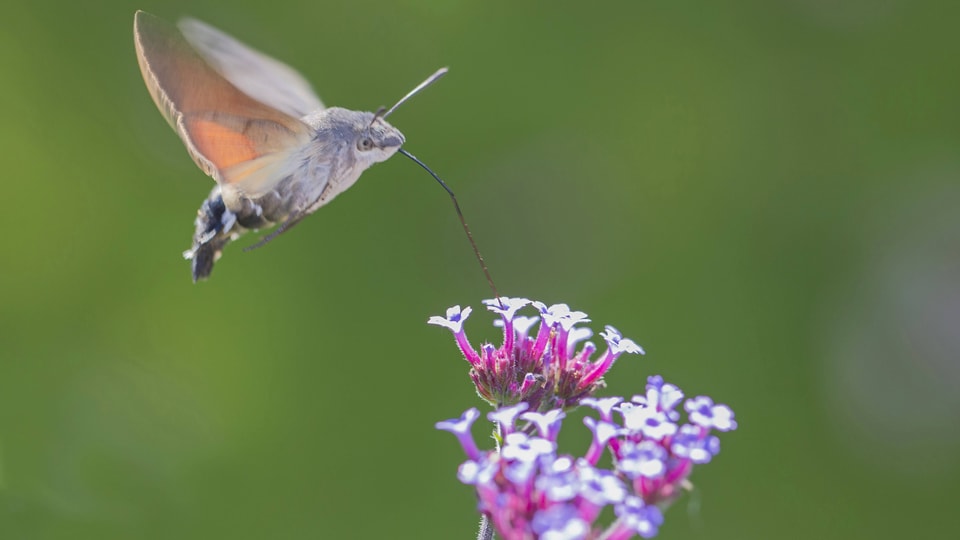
[436,376,737,540]
[429,298,644,410]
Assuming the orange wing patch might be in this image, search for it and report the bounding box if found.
[187,117,258,170]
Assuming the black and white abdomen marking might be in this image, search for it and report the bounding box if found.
[185,184,291,281]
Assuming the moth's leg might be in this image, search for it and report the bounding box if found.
[242,182,324,252]
[242,211,307,252]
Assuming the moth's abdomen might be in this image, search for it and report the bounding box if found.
[185,190,240,281]
[184,184,302,281]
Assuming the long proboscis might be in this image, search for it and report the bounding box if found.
[398,149,500,302]
[373,67,449,123]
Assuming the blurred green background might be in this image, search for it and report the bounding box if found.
[2,0,959,538]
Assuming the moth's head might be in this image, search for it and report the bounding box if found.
[355,111,405,165]
[306,107,404,167]
[312,68,446,169]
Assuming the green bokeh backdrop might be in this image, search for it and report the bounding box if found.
[2,1,959,538]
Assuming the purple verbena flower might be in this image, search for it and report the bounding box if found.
[685,395,738,432]
[435,407,481,460]
[632,375,684,421]
[581,396,624,422]
[619,403,678,440]
[521,409,566,440]
[433,298,737,539]
[531,504,589,540]
[611,496,664,539]
[429,299,644,410]
[502,432,556,463]
[427,305,480,367]
[578,327,644,391]
[495,315,540,338]
[457,458,497,485]
[536,456,579,502]
[438,385,737,539]
[577,462,627,508]
[427,305,472,333]
[583,416,619,465]
[488,402,530,436]
[617,440,667,480]
[484,296,531,321]
[671,424,721,464]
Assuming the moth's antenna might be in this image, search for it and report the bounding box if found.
[398,148,500,302]
[372,67,449,125]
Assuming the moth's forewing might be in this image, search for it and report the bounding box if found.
[177,17,324,118]
[133,10,310,186]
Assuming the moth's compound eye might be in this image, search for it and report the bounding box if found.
[357,137,374,151]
